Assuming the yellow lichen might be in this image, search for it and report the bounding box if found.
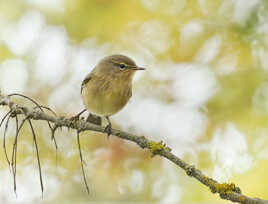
[213,182,239,194]
[202,175,241,195]
[148,140,170,155]
[215,183,235,194]
[240,196,245,202]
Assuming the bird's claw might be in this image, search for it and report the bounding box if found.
[104,123,112,139]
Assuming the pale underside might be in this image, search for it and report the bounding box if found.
[81,73,132,117]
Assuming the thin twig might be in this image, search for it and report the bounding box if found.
[0,110,12,129]
[27,119,44,197]
[77,131,90,194]
[51,125,59,148]
[3,111,13,167]
[8,94,43,110]
[0,94,267,204]
[11,114,19,196]
[36,105,57,117]
[9,93,57,150]
[0,109,12,169]
[50,124,59,167]
[49,122,58,150]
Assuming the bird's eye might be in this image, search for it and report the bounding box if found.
[119,63,126,69]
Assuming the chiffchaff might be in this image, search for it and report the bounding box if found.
[81,54,145,137]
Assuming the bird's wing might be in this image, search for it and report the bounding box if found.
[81,73,92,94]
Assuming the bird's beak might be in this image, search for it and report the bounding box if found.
[129,66,146,71]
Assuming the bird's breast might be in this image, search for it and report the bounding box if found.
[82,75,132,116]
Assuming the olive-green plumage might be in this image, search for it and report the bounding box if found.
[81,54,145,117]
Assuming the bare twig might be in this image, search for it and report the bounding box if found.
[36,105,57,117]
[11,114,19,196]
[0,93,267,204]
[3,110,12,167]
[76,131,90,194]
[0,110,12,168]
[10,115,29,195]
[1,109,12,169]
[9,93,58,150]
[0,110,12,129]
[28,119,44,197]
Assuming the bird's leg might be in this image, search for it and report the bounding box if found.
[86,113,102,126]
[104,116,112,139]
[70,109,87,121]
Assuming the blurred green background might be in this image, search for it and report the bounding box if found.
[0,0,268,203]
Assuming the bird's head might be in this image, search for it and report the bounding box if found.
[96,54,145,78]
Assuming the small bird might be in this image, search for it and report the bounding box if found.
[80,54,145,137]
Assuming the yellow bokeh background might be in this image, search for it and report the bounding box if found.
[0,0,268,203]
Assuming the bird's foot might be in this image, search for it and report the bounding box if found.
[86,113,102,126]
[104,123,112,139]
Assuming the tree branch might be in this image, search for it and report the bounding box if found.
[0,93,267,204]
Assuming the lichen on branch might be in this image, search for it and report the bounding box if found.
[0,93,267,204]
